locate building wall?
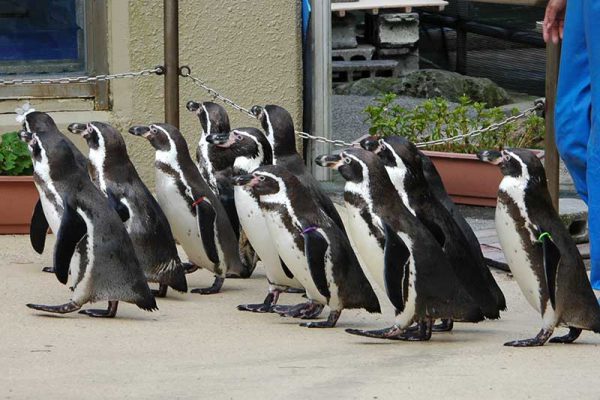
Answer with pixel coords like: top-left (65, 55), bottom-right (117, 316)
top-left (0, 0), bottom-right (304, 186)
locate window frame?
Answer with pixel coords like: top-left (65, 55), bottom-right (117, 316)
top-left (0, 0), bottom-right (109, 111)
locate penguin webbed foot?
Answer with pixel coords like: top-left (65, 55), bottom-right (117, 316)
top-left (42, 266), bottom-right (55, 273)
top-left (300, 310), bottom-right (341, 328)
top-left (548, 327), bottom-right (582, 344)
top-left (237, 292), bottom-right (279, 313)
top-left (432, 319), bottom-right (454, 332)
top-left (272, 302), bottom-right (324, 319)
top-left (191, 276), bottom-right (224, 295)
top-left (346, 319), bottom-right (432, 341)
top-left (78, 301), bottom-right (119, 318)
top-left (26, 301), bottom-right (81, 314)
top-left (151, 284), bottom-right (168, 298)
top-left (182, 263), bottom-right (200, 274)
top-left (504, 329), bottom-right (553, 347)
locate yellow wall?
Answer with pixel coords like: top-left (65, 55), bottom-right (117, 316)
top-left (0, 0), bottom-right (304, 186)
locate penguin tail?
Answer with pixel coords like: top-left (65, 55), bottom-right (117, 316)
top-left (167, 264), bottom-right (188, 293)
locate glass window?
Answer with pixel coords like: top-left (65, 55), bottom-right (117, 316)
top-left (0, 0), bottom-right (85, 75)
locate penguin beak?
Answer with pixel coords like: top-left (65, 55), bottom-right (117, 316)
top-left (67, 123), bottom-right (88, 136)
top-left (315, 154), bottom-right (342, 169)
top-left (250, 105), bottom-right (263, 119)
top-left (477, 150), bottom-right (503, 165)
top-left (206, 132), bottom-right (232, 147)
top-left (19, 130), bottom-right (32, 143)
top-left (128, 125), bottom-right (151, 138)
top-left (232, 174), bottom-right (257, 187)
top-left (186, 101), bottom-right (200, 113)
top-left (360, 136), bottom-right (381, 152)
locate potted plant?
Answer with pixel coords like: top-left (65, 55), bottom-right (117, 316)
top-left (364, 94), bottom-right (545, 206)
top-left (0, 131), bottom-right (37, 234)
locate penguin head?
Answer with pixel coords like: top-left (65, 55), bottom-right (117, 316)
top-left (251, 104), bottom-right (296, 156)
top-left (478, 148), bottom-right (545, 182)
top-left (128, 123), bottom-right (176, 152)
top-left (316, 148), bottom-right (377, 184)
top-left (233, 165), bottom-right (291, 199)
top-left (25, 133), bottom-right (78, 179)
top-left (207, 128), bottom-right (272, 167)
top-left (375, 136), bottom-right (425, 181)
top-left (20, 130), bottom-right (42, 162)
top-left (187, 100), bottom-right (230, 135)
top-left (20, 111), bottom-right (58, 136)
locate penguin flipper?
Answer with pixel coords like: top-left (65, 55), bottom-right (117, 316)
top-left (539, 231), bottom-right (561, 309)
top-left (106, 189), bottom-right (130, 223)
top-left (420, 219), bottom-right (446, 248)
top-left (54, 202), bottom-right (87, 285)
top-left (383, 223), bottom-right (410, 312)
top-left (279, 256), bottom-right (295, 279)
top-left (30, 199), bottom-right (49, 254)
top-left (195, 200), bottom-right (220, 264)
top-left (302, 228), bottom-right (331, 299)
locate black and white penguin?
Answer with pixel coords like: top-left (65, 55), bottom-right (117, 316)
top-left (207, 128), bottom-right (304, 312)
top-left (478, 148), bottom-right (600, 346)
top-left (128, 123), bottom-right (245, 294)
top-left (18, 110), bottom-right (87, 273)
top-left (317, 148), bottom-right (483, 340)
top-left (235, 164), bottom-right (381, 327)
top-left (21, 132), bottom-right (157, 317)
top-left (68, 122), bottom-right (187, 298)
top-left (361, 136), bottom-right (506, 329)
top-left (187, 100), bottom-right (257, 278)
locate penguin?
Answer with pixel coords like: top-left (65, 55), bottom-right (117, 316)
top-left (250, 104), bottom-right (347, 318)
top-left (187, 100), bottom-right (257, 278)
top-left (206, 128), bottom-right (304, 312)
top-left (235, 164), bottom-right (381, 327)
top-left (18, 110), bottom-right (88, 273)
top-left (68, 122), bottom-right (188, 298)
top-left (21, 132), bottom-right (157, 317)
top-left (360, 135), bottom-right (506, 330)
top-left (316, 148), bottom-right (483, 340)
top-left (128, 123), bottom-right (245, 294)
top-left (478, 148), bottom-right (600, 346)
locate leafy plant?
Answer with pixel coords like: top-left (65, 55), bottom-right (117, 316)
top-left (0, 132), bottom-right (33, 176)
top-left (364, 93), bottom-right (545, 153)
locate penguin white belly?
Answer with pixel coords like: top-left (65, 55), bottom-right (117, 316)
top-left (155, 169), bottom-right (213, 269)
top-left (344, 203), bottom-right (386, 292)
top-left (496, 202), bottom-right (542, 312)
top-left (235, 187), bottom-right (300, 289)
top-left (263, 210), bottom-right (327, 305)
top-left (34, 182), bottom-right (61, 233)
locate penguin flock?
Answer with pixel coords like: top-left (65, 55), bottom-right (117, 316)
top-left (14, 102), bottom-right (600, 347)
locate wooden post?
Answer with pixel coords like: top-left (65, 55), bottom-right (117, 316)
top-left (164, 0), bottom-right (179, 128)
top-left (307, 0), bottom-right (332, 181)
top-left (544, 40), bottom-right (561, 211)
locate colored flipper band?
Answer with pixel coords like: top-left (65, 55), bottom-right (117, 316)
top-left (537, 232), bottom-right (553, 243)
top-left (192, 196), bottom-right (206, 207)
top-left (302, 226), bottom-right (318, 235)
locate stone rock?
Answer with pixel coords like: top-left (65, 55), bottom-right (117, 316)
top-left (332, 14), bottom-right (358, 50)
top-left (333, 69), bottom-right (512, 106)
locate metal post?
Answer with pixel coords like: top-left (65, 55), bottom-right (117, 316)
top-left (308, 0), bottom-right (332, 181)
top-left (164, 0), bottom-right (179, 128)
top-left (545, 40), bottom-right (561, 211)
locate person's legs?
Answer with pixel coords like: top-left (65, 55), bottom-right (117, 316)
top-left (555, 0), bottom-right (591, 203)
top-left (583, 0), bottom-right (600, 290)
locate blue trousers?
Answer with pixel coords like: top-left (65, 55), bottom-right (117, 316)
top-left (555, 0), bottom-right (600, 289)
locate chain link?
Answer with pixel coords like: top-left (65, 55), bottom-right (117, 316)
top-left (0, 66), bottom-right (164, 86)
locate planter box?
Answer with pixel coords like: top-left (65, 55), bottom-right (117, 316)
top-left (423, 150), bottom-right (502, 207)
top-left (0, 176), bottom-right (39, 234)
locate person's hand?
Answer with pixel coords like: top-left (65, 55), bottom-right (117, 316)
top-left (543, 0), bottom-right (566, 44)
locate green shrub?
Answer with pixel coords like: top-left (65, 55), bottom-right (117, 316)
top-left (364, 93), bottom-right (545, 153)
top-left (0, 132), bottom-right (33, 176)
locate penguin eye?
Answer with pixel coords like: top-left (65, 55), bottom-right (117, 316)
top-left (235, 134), bottom-right (243, 141)
top-left (503, 153), bottom-right (512, 162)
top-left (258, 176), bottom-right (266, 181)
top-left (344, 157), bottom-right (352, 165)
top-left (150, 128), bottom-right (158, 134)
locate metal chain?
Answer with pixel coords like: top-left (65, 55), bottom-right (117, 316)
top-left (0, 66), bottom-right (164, 86)
top-left (181, 66), bottom-right (544, 149)
top-left (414, 102), bottom-right (545, 148)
